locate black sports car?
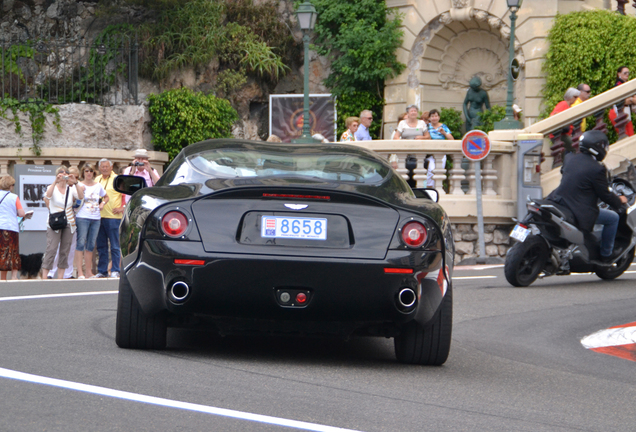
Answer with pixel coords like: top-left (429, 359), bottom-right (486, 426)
top-left (114, 139), bottom-right (454, 365)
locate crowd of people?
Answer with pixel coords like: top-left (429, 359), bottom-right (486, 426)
top-left (549, 66), bottom-right (635, 151)
top-left (0, 149), bottom-right (156, 280)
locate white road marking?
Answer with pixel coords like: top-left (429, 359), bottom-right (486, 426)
top-left (0, 291), bottom-right (118, 302)
top-left (0, 290), bottom-right (363, 431)
top-left (581, 326), bottom-right (636, 349)
top-left (453, 276), bottom-right (497, 280)
top-left (0, 367), bottom-right (362, 432)
top-left (455, 264), bottom-right (504, 271)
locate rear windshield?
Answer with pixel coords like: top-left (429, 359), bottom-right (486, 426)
top-left (184, 149), bottom-right (390, 184)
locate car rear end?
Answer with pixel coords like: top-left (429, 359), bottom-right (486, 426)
top-left (124, 186), bottom-right (447, 337)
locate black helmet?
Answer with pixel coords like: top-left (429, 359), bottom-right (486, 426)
top-left (579, 130), bottom-right (609, 161)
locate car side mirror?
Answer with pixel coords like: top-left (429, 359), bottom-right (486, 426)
top-left (412, 188), bottom-right (439, 202)
top-left (114, 175), bottom-right (147, 195)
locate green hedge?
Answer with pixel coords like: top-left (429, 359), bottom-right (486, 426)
top-left (148, 88), bottom-right (238, 161)
top-left (543, 10), bottom-right (636, 116)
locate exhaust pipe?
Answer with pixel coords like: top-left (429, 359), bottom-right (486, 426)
top-left (168, 281), bottom-right (190, 304)
top-left (397, 288), bottom-right (416, 310)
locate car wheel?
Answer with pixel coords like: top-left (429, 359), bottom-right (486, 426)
top-left (115, 272), bottom-right (167, 349)
top-left (504, 235), bottom-right (548, 287)
top-left (394, 284), bottom-right (452, 365)
top-left (595, 247), bottom-right (635, 280)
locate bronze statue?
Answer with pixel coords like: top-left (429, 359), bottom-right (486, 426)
top-left (463, 76), bottom-right (491, 131)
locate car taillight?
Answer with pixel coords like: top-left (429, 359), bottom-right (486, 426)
top-left (162, 211), bottom-right (188, 237)
top-left (401, 221), bottom-right (427, 248)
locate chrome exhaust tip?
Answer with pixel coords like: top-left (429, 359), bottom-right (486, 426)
top-left (397, 288), bottom-right (416, 309)
top-left (168, 281), bottom-right (190, 304)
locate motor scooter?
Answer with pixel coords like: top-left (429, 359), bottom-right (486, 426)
top-left (504, 155), bottom-right (636, 287)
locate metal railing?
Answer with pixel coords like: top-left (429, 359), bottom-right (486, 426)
top-left (1, 34), bottom-right (138, 106)
top-left (518, 78), bottom-right (636, 168)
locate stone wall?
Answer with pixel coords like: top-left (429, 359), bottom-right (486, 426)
top-left (452, 223), bottom-right (513, 264)
top-left (0, 103), bottom-right (152, 151)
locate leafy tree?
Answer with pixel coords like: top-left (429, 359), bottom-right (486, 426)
top-left (148, 88), bottom-right (238, 161)
top-left (335, 91), bottom-right (384, 139)
top-left (308, 0), bottom-right (405, 139)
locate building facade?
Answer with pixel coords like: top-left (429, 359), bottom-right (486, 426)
top-left (384, 0), bottom-right (627, 138)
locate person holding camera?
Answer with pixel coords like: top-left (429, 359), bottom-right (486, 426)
top-left (122, 149), bottom-right (160, 204)
top-left (48, 166), bottom-right (84, 279)
top-left (42, 166), bottom-right (84, 280)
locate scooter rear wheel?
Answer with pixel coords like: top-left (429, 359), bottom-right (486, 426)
top-left (595, 246), bottom-right (635, 280)
top-left (504, 235), bottom-right (549, 287)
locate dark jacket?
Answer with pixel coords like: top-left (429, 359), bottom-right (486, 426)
top-left (548, 152), bottom-right (623, 231)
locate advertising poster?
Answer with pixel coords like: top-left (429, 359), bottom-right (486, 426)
top-left (269, 94), bottom-right (336, 143)
top-left (15, 164), bottom-right (56, 232)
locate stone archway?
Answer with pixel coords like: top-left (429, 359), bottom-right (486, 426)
top-left (392, 12), bottom-right (525, 135)
top-left (382, 0), bottom-right (561, 138)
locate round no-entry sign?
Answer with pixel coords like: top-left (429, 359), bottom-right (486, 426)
top-left (461, 130), bottom-right (491, 161)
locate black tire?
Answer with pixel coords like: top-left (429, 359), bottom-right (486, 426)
top-left (504, 235), bottom-right (549, 287)
top-left (394, 284), bottom-right (452, 365)
top-left (595, 247), bottom-right (635, 280)
top-left (115, 272), bottom-right (167, 349)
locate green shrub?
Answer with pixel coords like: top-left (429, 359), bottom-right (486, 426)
top-left (136, 0), bottom-right (289, 85)
top-left (476, 105), bottom-right (506, 133)
top-left (148, 88), bottom-right (238, 161)
top-left (439, 107), bottom-right (463, 139)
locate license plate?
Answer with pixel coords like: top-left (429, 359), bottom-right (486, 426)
top-left (261, 216), bottom-right (327, 241)
top-left (510, 224), bottom-right (530, 242)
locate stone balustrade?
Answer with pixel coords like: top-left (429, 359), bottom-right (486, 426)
top-left (0, 147), bottom-right (168, 177)
top-left (351, 139), bottom-right (518, 264)
top-left (350, 139), bottom-right (517, 223)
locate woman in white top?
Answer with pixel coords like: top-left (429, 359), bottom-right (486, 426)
top-left (42, 166), bottom-right (84, 279)
top-left (392, 105), bottom-right (431, 140)
top-left (74, 163), bottom-right (108, 279)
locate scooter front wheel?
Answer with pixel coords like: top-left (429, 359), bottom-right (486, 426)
top-left (504, 235), bottom-right (549, 287)
top-left (595, 246), bottom-right (635, 280)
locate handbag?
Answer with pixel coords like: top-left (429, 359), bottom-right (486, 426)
top-left (48, 187), bottom-right (70, 230)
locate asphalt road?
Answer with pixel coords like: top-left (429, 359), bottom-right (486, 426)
top-left (1, 264), bottom-right (635, 432)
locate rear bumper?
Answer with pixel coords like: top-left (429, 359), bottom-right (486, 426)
top-left (125, 239), bottom-right (448, 334)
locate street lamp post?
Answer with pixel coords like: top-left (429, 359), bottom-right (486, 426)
top-left (293, 1), bottom-right (318, 144)
top-left (494, 0), bottom-right (523, 130)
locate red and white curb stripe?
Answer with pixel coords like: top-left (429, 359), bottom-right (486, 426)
top-left (581, 321), bottom-right (636, 362)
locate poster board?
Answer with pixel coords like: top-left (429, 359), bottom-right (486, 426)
top-left (14, 164), bottom-right (56, 232)
top-left (269, 94), bottom-right (337, 142)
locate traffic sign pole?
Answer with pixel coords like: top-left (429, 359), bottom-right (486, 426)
top-left (461, 130), bottom-right (491, 261)
top-left (474, 161), bottom-right (486, 259)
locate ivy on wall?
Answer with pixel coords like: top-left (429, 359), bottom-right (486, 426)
top-left (0, 98), bottom-right (61, 156)
top-left (148, 88), bottom-right (238, 161)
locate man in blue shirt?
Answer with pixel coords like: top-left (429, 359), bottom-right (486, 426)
top-left (354, 110), bottom-right (373, 140)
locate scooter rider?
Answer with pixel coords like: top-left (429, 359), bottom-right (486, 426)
top-left (547, 130), bottom-right (628, 262)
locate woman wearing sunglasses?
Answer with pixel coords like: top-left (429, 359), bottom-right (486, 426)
top-left (73, 164), bottom-right (108, 279)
